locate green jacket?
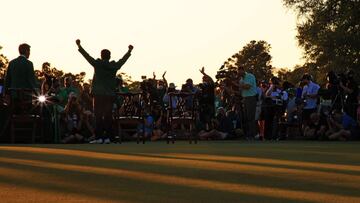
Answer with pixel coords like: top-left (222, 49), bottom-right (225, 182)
top-left (78, 46), bottom-right (131, 96)
top-left (4, 56), bottom-right (39, 101)
top-left (4, 56), bottom-right (39, 91)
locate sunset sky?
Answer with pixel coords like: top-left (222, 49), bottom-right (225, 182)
top-left (1, 0), bottom-right (302, 85)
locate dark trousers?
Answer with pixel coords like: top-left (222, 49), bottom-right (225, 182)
top-left (264, 106), bottom-right (275, 140)
top-left (264, 105), bottom-right (283, 140)
top-left (302, 108), bottom-right (316, 126)
top-left (243, 96), bottom-right (257, 138)
top-left (344, 102), bottom-right (357, 120)
top-left (93, 95), bottom-right (115, 139)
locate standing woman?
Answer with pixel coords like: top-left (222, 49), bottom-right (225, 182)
top-left (264, 77), bottom-right (288, 140)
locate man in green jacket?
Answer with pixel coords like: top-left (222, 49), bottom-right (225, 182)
top-left (4, 43), bottom-right (39, 112)
top-left (76, 39), bottom-right (133, 144)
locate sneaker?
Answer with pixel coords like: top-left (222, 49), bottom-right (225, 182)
top-left (103, 138), bottom-right (111, 144)
top-left (89, 138), bottom-right (103, 144)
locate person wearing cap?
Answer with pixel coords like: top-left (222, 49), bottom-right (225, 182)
top-left (301, 73), bottom-right (320, 125)
top-left (76, 39), bottom-right (133, 144)
top-left (163, 82), bottom-right (178, 109)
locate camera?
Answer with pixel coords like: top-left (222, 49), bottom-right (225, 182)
top-left (274, 98), bottom-right (283, 106)
top-left (327, 71), bottom-right (348, 86)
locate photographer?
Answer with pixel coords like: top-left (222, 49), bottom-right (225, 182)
top-left (301, 74), bottom-right (320, 125)
top-left (163, 82), bottom-right (178, 109)
top-left (325, 71), bottom-right (346, 111)
top-left (198, 107), bottom-right (234, 140)
top-left (141, 78), bottom-right (159, 107)
top-left (182, 78), bottom-right (199, 110)
top-left (61, 93), bottom-right (85, 143)
top-left (340, 70), bottom-right (358, 119)
top-left (264, 77), bottom-right (288, 140)
top-left (327, 110), bottom-right (359, 141)
top-left (303, 113), bottom-right (327, 140)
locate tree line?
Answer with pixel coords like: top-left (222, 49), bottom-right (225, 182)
top-left (1, 0), bottom-right (359, 88)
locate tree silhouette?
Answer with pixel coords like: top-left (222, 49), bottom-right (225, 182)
top-left (283, 0), bottom-right (360, 80)
top-left (0, 46), bottom-right (9, 79)
top-left (216, 40), bottom-right (273, 83)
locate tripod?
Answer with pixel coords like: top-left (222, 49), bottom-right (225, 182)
top-left (330, 92), bottom-right (345, 112)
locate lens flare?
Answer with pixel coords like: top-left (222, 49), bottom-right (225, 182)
top-left (38, 95), bottom-right (46, 103)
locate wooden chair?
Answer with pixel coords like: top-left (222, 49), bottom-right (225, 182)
top-left (166, 92), bottom-right (198, 144)
top-left (114, 92), bottom-right (145, 144)
top-left (6, 88), bottom-right (43, 143)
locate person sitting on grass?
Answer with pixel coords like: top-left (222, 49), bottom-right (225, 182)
top-left (303, 113), bottom-right (327, 140)
top-left (151, 105), bottom-right (167, 141)
top-left (61, 93), bottom-right (85, 143)
top-left (198, 107), bottom-right (233, 140)
top-left (326, 110), bottom-right (360, 141)
top-left (133, 109), bottom-right (154, 140)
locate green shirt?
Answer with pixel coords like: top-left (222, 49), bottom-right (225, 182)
top-left (58, 86), bottom-right (80, 107)
top-left (240, 72), bottom-right (257, 97)
top-left (78, 46), bottom-right (131, 96)
top-left (4, 56), bottom-right (39, 100)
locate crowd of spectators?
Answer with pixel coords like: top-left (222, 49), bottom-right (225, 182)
top-left (1, 43), bottom-right (360, 143)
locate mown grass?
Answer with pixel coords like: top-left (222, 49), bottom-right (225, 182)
top-left (0, 141), bottom-right (359, 203)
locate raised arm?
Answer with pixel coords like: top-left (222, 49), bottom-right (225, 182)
top-left (76, 39), bottom-right (96, 67)
top-left (115, 45), bottom-right (133, 68)
top-left (162, 71), bottom-right (168, 87)
top-left (199, 67), bottom-right (214, 84)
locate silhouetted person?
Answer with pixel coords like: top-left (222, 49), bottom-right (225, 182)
top-left (76, 39), bottom-right (133, 144)
top-left (4, 43), bottom-right (38, 93)
top-left (236, 66), bottom-right (257, 140)
top-left (4, 43), bottom-right (39, 113)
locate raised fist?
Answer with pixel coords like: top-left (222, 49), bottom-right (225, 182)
top-left (128, 45), bottom-right (134, 51)
top-left (76, 39), bottom-right (81, 46)
top-left (200, 67), bottom-right (205, 74)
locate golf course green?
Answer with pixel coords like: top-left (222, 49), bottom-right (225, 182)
top-left (0, 141), bottom-right (359, 203)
